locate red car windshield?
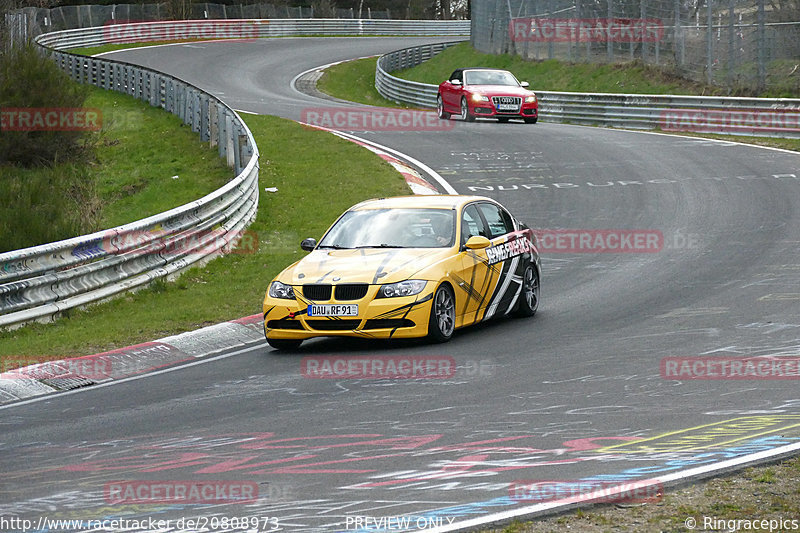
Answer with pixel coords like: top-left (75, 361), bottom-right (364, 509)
top-left (464, 70), bottom-right (519, 86)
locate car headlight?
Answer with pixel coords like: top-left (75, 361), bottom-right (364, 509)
top-left (377, 280), bottom-right (427, 298)
top-left (525, 95), bottom-right (537, 103)
top-left (268, 281), bottom-right (295, 299)
top-left (471, 93), bottom-right (489, 102)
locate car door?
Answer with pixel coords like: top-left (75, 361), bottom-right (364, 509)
top-left (442, 69), bottom-right (463, 112)
top-left (453, 203), bottom-right (495, 326)
top-left (455, 201), bottom-right (534, 326)
top-left (476, 202), bottom-right (529, 319)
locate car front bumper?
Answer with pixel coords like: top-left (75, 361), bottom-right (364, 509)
top-left (470, 102), bottom-right (538, 119)
top-left (263, 284), bottom-right (436, 341)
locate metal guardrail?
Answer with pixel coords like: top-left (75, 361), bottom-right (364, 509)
top-left (376, 42), bottom-right (800, 139)
top-left (0, 20), bottom-right (471, 329)
top-left (0, 42), bottom-right (259, 328)
top-left (375, 41), bottom-right (465, 108)
top-left (37, 19), bottom-right (471, 50)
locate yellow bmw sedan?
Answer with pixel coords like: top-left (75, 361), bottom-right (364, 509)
top-left (262, 195), bottom-right (541, 350)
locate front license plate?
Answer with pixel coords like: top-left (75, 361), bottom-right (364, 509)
top-left (308, 304), bottom-right (359, 317)
top-left (497, 104), bottom-right (519, 112)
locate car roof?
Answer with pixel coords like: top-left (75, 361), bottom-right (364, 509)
top-left (463, 67), bottom-right (509, 72)
top-left (349, 195), bottom-right (499, 211)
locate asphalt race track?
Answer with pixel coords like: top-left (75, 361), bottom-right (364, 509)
top-left (2, 37), bottom-right (800, 532)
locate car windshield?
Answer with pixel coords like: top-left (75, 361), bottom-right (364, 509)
top-left (318, 208), bottom-right (456, 249)
top-left (464, 70), bottom-right (519, 86)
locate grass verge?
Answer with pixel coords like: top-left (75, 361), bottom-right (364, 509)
top-left (483, 455), bottom-right (800, 532)
top-left (394, 42), bottom-right (799, 98)
top-left (0, 86), bottom-right (230, 252)
top-left (316, 56), bottom-right (409, 108)
top-left (92, 87), bottom-right (231, 228)
top-left (0, 116), bottom-right (409, 359)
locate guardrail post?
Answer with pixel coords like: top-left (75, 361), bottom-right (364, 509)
top-left (176, 83), bottom-right (185, 122)
top-left (201, 96), bottom-right (210, 142)
top-left (166, 80), bottom-right (174, 113)
top-left (149, 73), bottom-right (159, 107)
top-left (134, 69), bottom-right (143, 100)
top-left (89, 58), bottom-right (97, 85)
top-left (191, 91), bottom-right (200, 134)
top-left (125, 65), bottom-right (132, 95)
top-left (226, 114), bottom-right (235, 168)
top-left (234, 129), bottom-right (243, 175)
top-left (103, 62), bottom-right (111, 91)
top-left (114, 63), bottom-right (122, 92)
top-left (210, 102), bottom-right (219, 148)
top-left (217, 105), bottom-right (227, 158)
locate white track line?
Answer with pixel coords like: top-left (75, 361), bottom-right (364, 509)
top-left (0, 343), bottom-right (265, 411)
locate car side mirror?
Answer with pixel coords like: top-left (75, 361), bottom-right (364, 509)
top-left (450, 79), bottom-right (462, 86)
top-left (464, 236), bottom-right (491, 250)
top-left (520, 81), bottom-right (530, 88)
top-left (300, 238), bottom-right (317, 251)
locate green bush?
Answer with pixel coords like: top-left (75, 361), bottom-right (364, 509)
top-left (0, 43), bottom-right (92, 167)
top-left (0, 162), bottom-right (99, 252)
top-left (0, 43), bottom-right (100, 252)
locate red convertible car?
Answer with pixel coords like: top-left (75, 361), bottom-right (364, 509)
top-left (437, 68), bottom-right (538, 124)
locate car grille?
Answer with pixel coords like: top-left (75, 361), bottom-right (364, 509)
top-left (267, 319), bottom-right (304, 330)
top-left (302, 284), bottom-right (368, 301)
top-left (492, 96), bottom-right (522, 112)
top-left (363, 319), bottom-right (415, 330)
top-left (306, 320), bottom-right (361, 331)
top-left (334, 284), bottom-right (369, 300)
top-left (303, 284), bottom-right (332, 300)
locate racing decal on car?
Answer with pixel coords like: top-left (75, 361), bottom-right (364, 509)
top-left (362, 293), bottom-right (435, 338)
top-left (459, 251), bottom-right (500, 318)
top-left (372, 293), bottom-right (434, 320)
top-left (478, 230), bottom-right (537, 321)
top-left (484, 255), bottom-right (523, 320)
top-left (485, 231), bottom-right (535, 265)
top-left (451, 273), bottom-right (484, 305)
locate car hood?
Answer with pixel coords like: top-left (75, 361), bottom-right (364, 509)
top-left (468, 85), bottom-right (534, 97)
top-left (279, 248), bottom-right (455, 285)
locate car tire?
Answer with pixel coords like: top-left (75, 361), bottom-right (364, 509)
top-left (437, 95), bottom-right (450, 119)
top-left (524, 117), bottom-right (538, 124)
top-left (514, 263), bottom-right (540, 317)
top-left (461, 97), bottom-right (475, 122)
top-left (267, 338), bottom-right (303, 351)
top-left (428, 284), bottom-right (455, 343)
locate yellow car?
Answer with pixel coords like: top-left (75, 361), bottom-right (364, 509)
top-left (262, 195), bottom-right (541, 350)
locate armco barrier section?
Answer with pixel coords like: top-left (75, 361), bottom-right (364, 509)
top-left (0, 20), bottom-right (470, 329)
top-left (376, 42), bottom-right (800, 139)
top-left (38, 19), bottom-right (471, 50)
top-left (0, 43), bottom-right (259, 328)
